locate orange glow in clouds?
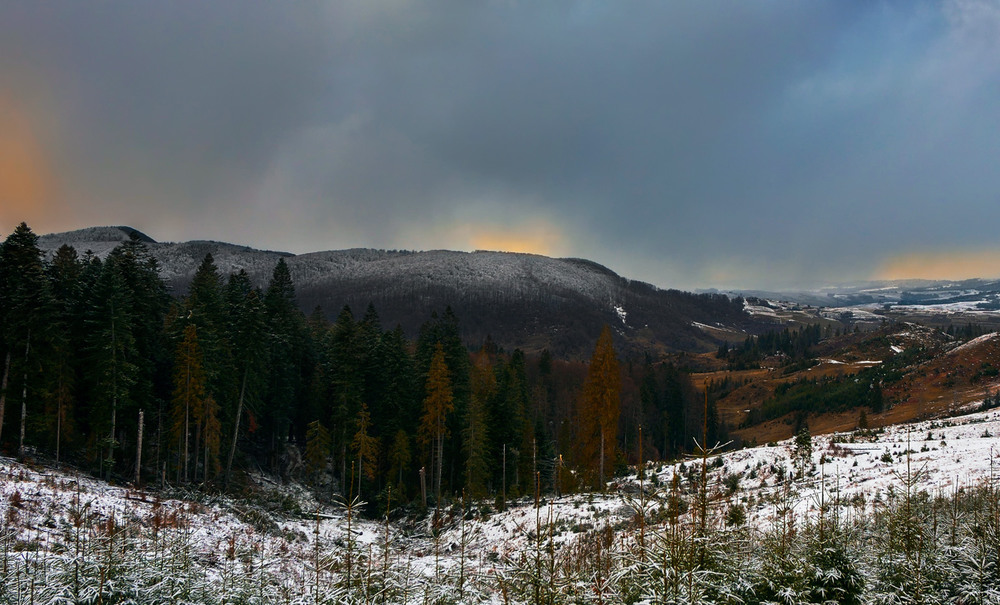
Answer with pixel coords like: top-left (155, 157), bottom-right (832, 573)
top-left (465, 222), bottom-right (564, 256)
top-left (875, 249), bottom-right (1000, 281)
top-left (0, 97), bottom-right (56, 229)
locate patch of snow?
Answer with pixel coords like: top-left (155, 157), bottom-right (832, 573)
top-left (948, 331), bottom-right (999, 354)
top-left (691, 321), bottom-right (718, 332)
top-left (614, 304), bottom-right (627, 325)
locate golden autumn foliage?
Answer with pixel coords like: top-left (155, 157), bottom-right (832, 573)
top-left (420, 343), bottom-right (454, 500)
top-left (578, 325), bottom-right (620, 489)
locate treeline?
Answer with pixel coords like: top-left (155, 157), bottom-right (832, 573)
top-left (0, 223), bottom-right (721, 506)
top-left (739, 372), bottom-right (884, 428)
top-left (716, 324), bottom-right (825, 370)
top-left (736, 347), bottom-right (937, 428)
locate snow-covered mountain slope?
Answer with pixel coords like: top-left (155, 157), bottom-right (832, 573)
top-left (37, 226), bottom-right (761, 357)
top-left (3, 405), bottom-right (999, 604)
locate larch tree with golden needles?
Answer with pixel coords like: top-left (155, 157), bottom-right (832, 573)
top-left (202, 395), bottom-right (221, 482)
top-left (305, 419), bottom-right (332, 482)
top-left (171, 324), bottom-right (206, 483)
top-left (420, 343), bottom-right (454, 502)
top-left (579, 325), bottom-right (621, 490)
top-left (351, 402), bottom-right (379, 497)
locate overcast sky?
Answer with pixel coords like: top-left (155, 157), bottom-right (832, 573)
top-left (2, 1), bottom-right (1000, 290)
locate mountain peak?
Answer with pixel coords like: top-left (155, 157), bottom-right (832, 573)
top-left (39, 225), bottom-right (155, 244)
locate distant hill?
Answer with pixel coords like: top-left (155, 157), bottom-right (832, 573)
top-left (38, 226), bottom-right (772, 358)
top-left (720, 277), bottom-right (1000, 310)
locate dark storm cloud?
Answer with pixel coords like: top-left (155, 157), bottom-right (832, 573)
top-left (3, 1), bottom-right (1000, 288)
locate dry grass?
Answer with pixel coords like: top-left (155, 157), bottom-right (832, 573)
top-left (708, 327), bottom-right (1000, 444)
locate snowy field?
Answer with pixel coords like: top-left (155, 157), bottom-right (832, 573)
top-left (3, 405), bottom-right (1000, 603)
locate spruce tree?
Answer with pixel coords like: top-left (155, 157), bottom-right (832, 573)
top-left (262, 258), bottom-right (306, 471)
top-left (464, 348), bottom-right (495, 499)
top-left (222, 272), bottom-right (266, 488)
top-left (84, 257), bottom-right (138, 477)
top-left (104, 234), bottom-right (170, 465)
top-left (47, 244), bottom-right (84, 461)
top-left (0, 222), bottom-right (57, 455)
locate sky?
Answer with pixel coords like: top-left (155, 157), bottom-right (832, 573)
top-left (2, 1), bottom-right (1000, 291)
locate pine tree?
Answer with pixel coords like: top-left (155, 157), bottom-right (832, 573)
top-left (579, 325), bottom-right (621, 489)
top-left (420, 344), bottom-right (454, 503)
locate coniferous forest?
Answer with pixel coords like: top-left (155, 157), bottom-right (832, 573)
top-left (5, 221), bottom-right (1000, 605)
top-left (0, 222), bottom-right (716, 508)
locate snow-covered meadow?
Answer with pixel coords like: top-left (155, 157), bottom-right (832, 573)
top-left (3, 405), bottom-right (1000, 603)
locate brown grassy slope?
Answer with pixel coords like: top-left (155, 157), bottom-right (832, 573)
top-left (705, 324), bottom-right (1000, 444)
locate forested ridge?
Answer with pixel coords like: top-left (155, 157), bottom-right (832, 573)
top-left (7, 222), bottom-right (1000, 605)
top-left (37, 226), bottom-right (754, 359)
top-left (1, 222), bottom-right (724, 507)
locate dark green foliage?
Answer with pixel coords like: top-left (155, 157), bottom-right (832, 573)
top-left (721, 323), bottom-right (825, 370)
top-left (742, 370), bottom-right (884, 427)
top-left (634, 361), bottom-right (703, 459)
top-left (260, 258), bottom-right (311, 472)
top-left (0, 221), bottom-right (746, 504)
top-left (0, 222), bottom-right (58, 455)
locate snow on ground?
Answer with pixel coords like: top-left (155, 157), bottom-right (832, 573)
top-left (893, 301), bottom-right (993, 313)
top-left (3, 406), bottom-right (1000, 597)
top-left (819, 307), bottom-right (886, 321)
top-left (614, 304), bottom-right (627, 325)
top-left (947, 331), bottom-right (999, 354)
top-left (626, 406), bottom-right (1000, 531)
top-left (691, 321), bottom-right (723, 332)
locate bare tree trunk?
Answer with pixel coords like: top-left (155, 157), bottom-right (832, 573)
top-left (183, 357), bottom-right (190, 483)
top-left (135, 410), bottom-right (144, 486)
top-left (0, 351), bottom-right (10, 445)
top-left (19, 330), bottom-right (30, 458)
top-left (203, 424), bottom-right (208, 485)
top-left (419, 466), bottom-right (427, 508)
top-left (193, 418), bottom-right (201, 484)
top-left (436, 432), bottom-right (444, 502)
top-left (225, 367), bottom-right (248, 490)
top-left (599, 427), bottom-right (605, 489)
top-left (57, 374), bottom-right (63, 465)
top-left (107, 312), bottom-right (117, 480)
top-left (184, 390), bottom-right (190, 483)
